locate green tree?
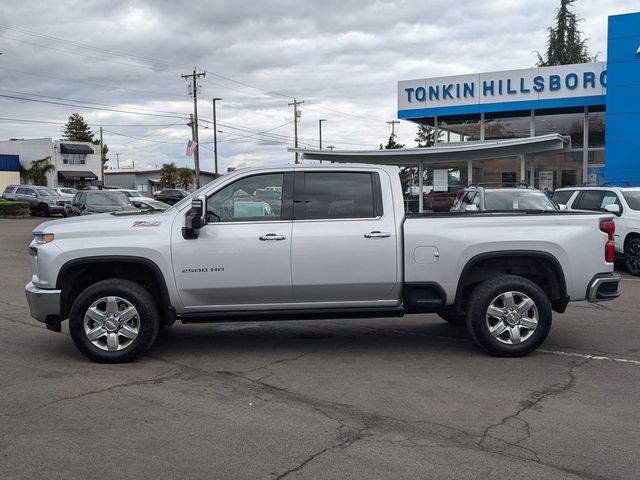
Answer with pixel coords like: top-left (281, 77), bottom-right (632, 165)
top-left (379, 134), bottom-right (405, 150)
top-left (160, 162), bottom-right (181, 188)
top-left (414, 124), bottom-right (444, 147)
top-left (178, 167), bottom-right (195, 189)
top-left (22, 157), bottom-right (55, 186)
top-left (537, 0), bottom-right (591, 66)
top-left (61, 113), bottom-right (109, 165)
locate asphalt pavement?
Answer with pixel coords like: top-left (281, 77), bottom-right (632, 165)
top-left (1, 216), bottom-right (639, 480)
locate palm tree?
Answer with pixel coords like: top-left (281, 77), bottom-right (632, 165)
top-left (178, 167), bottom-right (195, 189)
top-left (160, 162), bottom-right (180, 188)
top-left (23, 157), bottom-right (55, 186)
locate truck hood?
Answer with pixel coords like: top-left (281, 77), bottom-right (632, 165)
top-left (33, 210), bottom-right (176, 238)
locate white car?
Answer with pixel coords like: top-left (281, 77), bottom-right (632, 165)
top-left (553, 186), bottom-right (640, 275)
top-left (114, 189), bottom-right (156, 202)
top-left (53, 187), bottom-right (78, 198)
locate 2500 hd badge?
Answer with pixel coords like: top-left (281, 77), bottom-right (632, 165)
top-left (182, 267), bottom-right (225, 273)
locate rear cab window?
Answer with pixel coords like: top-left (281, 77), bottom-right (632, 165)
top-left (551, 190), bottom-right (575, 206)
top-left (297, 172), bottom-right (381, 220)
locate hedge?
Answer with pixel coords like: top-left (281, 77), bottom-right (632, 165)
top-left (0, 200), bottom-right (30, 217)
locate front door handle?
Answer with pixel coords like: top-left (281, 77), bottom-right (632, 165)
top-left (364, 231), bottom-right (391, 239)
top-left (259, 233), bottom-right (287, 241)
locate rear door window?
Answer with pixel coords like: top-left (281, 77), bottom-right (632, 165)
top-left (301, 172), bottom-right (378, 220)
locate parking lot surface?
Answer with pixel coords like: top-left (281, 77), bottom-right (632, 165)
top-left (1, 217), bottom-right (639, 479)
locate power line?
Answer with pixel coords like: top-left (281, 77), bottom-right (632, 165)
top-left (0, 115), bottom-right (181, 127)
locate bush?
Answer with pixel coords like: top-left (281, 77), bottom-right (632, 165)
top-left (0, 200), bottom-right (30, 217)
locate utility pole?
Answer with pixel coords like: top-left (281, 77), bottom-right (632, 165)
top-left (386, 120), bottom-right (400, 138)
top-left (212, 98), bottom-right (222, 176)
top-left (115, 153), bottom-right (121, 170)
top-left (288, 98), bottom-right (304, 163)
top-left (182, 69), bottom-right (206, 187)
top-left (100, 127), bottom-right (105, 188)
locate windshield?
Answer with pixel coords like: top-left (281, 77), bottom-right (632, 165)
top-left (38, 189), bottom-right (57, 196)
top-left (86, 192), bottom-right (132, 206)
top-left (622, 191), bottom-right (640, 210)
top-left (127, 191), bottom-right (143, 197)
top-left (484, 190), bottom-right (557, 211)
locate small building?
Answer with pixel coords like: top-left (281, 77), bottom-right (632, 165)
top-left (0, 138), bottom-right (102, 189)
top-left (104, 168), bottom-right (218, 193)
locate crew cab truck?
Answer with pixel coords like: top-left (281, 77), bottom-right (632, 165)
top-left (25, 165), bottom-right (621, 363)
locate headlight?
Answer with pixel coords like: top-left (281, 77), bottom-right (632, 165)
top-left (33, 233), bottom-right (55, 244)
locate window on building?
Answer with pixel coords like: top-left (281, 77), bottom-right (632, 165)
top-left (588, 110), bottom-right (605, 148)
top-left (484, 111), bottom-right (531, 140)
top-left (62, 153), bottom-right (87, 165)
top-left (534, 108), bottom-right (584, 148)
top-left (438, 116), bottom-right (481, 142)
top-left (137, 184), bottom-right (148, 192)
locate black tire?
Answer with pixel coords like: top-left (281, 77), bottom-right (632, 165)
top-left (466, 275), bottom-right (552, 357)
top-left (624, 238), bottom-right (640, 276)
top-left (437, 310), bottom-right (466, 325)
top-left (38, 203), bottom-right (49, 217)
top-left (69, 279), bottom-right (160, 363)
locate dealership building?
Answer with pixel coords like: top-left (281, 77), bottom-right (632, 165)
top-left (301, 11), bottom-right (640, 210)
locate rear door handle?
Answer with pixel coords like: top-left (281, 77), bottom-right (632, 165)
top-left (259, 234), bottom-right (287, 241)
top-left (364, 231), bottom-right (391, 239)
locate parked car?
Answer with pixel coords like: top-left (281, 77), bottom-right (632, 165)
top-left (155, 189), bottom-right (189, 205)
top-left (130, 198), bottom-right (171, 212)
top-left (53, 187), bottom-right (79, 197)
top-left (12, 185), bottom-right (68, 217)
top-left (2, 184), bottom-right (19, 200)
top-left (66, 190), bottom-right (138, 216)
top-left (451, 186), bottom-right (558, 212)
top-left (115, 189), bottom-right (156, 202)
top-left (553, 186), bottom-right (640, 275)
top-left (26, 164), bottom-right (620, 363)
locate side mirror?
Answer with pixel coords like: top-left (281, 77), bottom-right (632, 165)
top-left (465, 204), bottom-right (479, 212)
top-left (604, 204), bottom-right (621, 215)
top-left (558, 204), bottom-right (568, 211)
top-left (183, 195), bottom-right (207, 239)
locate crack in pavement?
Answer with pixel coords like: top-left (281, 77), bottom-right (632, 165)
top-left (477, 358), bottom-right (592, 467)
top-left (5, 368), bottom-right (181, 416)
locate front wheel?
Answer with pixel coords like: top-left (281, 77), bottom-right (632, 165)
top-left (69, 279), bottom-right (160, 363)
top-left (624, 238), bottom-right (640, 276)
top-left (466, 275), bottom-right (552, 357)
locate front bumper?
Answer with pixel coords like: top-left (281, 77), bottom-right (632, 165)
top-left (25, 281), bottom-right (61, 325)
top-left (587, 273), bottom-right (621, 303)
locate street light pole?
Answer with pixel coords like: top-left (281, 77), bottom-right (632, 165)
top-left (212, 98), bottom-right (222, 176)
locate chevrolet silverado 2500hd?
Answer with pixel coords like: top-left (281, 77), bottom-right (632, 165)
top-left (25, 164), bottom-right (621, 362)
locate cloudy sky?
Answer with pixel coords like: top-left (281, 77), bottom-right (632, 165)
top-left (0, 0), bottom-right (637, 173)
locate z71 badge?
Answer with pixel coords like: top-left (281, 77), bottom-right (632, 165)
top-left (132, 220), bottom-right (162, 227)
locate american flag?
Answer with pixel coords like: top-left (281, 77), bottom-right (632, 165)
top-left (186, 139), bottom-right (197, 156)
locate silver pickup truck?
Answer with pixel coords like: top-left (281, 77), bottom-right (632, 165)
top-left (25, 164), bottom-right (620, 362)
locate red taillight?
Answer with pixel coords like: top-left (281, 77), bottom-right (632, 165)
top-left (600, 219), bottom-right (615, 263)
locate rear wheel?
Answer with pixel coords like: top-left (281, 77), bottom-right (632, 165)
top-left (466, 275), bottom-right (551, 357)
top-left (624, 238), bottom-right (640, 276)
top-left (69, 279), bottom-right (160, 363)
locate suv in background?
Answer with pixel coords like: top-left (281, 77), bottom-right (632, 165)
top-left (115, 189), bottom-right (155, 202)
top-left (13, 186), bottom-right (68, 217)
top-left (155, 189), bottom-right (188, 205)
top-left (451, 185), bottom-right (557, 212)
top-left (553, 186), bottom-right (640, 275)
top-left (67, 190), bottom-right (138, 215)
top-left (2, 184), bottom-right (19, 200)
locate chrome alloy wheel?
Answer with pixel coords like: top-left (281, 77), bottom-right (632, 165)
top-left (83, 296), bottom-right (140, 352)
top-left (485, 291), bottom-right (539, 345)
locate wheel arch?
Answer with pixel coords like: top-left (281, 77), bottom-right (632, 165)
top-left (454, 251), bottom-right (568, 314)
top-left (57, 256), bottom-right (173, 323)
